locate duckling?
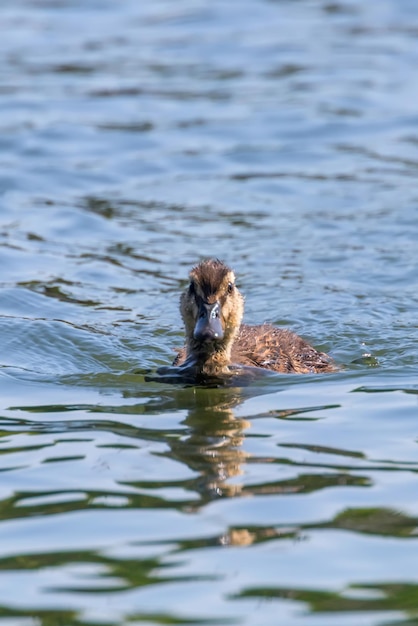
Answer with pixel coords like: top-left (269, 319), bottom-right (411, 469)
top-left (173, 259), bottom-right (335, 376)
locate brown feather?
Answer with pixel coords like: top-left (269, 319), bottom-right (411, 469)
top-left (189, 258), bottom-right (230, 301)
top-left (173, 260), bottom-right (336, 375)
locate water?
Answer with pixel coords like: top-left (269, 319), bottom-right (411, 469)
top-left (1, 0), bottom-right (418, 624)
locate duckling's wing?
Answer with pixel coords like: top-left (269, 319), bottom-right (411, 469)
top-left (233, 324), bottom-right (335, 374)
top-left (172, 347), bottom-right (187, 366)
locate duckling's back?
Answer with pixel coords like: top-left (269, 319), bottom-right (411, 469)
top-left (231, 324), bottom-right (335, 373)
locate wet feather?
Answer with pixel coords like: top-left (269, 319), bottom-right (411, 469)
top-left (173, 259), bottom-right (335, 375)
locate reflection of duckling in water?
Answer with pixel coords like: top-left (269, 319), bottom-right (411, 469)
top-left (173, 259), bottom-right (335, 377)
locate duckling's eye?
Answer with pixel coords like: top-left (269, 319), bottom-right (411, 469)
top-left (227, 282), bottom-right (234, 294)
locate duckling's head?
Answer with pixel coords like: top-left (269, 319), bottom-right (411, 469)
top-left (180, 259), bottom-right (244, 370)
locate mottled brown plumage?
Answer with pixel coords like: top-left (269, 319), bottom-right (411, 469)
top-left (173, 259), bottom-right (335, 376)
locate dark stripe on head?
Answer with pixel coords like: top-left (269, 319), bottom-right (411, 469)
top-left (190, 259), bottom-right (231, 299)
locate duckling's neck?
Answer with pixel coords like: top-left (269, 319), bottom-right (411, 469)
top-left (185, 339), bottom-right (233, 375)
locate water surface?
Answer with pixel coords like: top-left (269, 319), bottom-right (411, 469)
top-left (1, 1), bottom-right (418, 625)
